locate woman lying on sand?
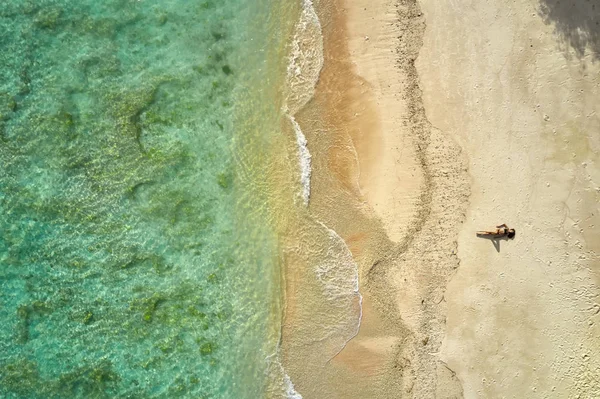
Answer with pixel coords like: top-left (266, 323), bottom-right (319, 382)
top-left (477, 223), bottom-right (516, 239)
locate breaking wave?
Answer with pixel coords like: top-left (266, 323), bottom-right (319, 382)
top-left (284, 0), bottom-right (324, 206)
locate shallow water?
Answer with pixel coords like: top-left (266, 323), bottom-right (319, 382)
top-left (0, 0), bottom-right (294, 397)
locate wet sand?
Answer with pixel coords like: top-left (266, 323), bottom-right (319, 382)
top-left (342, 0), bottom-right (470, 396)
top-left (282, 0), bottom-right (467, 396)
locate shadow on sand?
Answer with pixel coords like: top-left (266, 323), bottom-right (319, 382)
top-left (476, 234), bottom-right (515, 253)
top-left (538, 0), bottom-right (600, 61)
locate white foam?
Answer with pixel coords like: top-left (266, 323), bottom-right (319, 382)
top-left (284, 0), bottom-right (324, 206)
top-left (265, 345), bottom-right (303, 399)
top-left (283, 372), bottom-right (303, 399)
top-left (288, 115), bottom-right (312, 205)
top-left (316, 222), bottom-right (363, 360)
top-left (286, 0), bottom-right (323, 114)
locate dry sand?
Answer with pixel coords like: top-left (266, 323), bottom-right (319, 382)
top-left (282, 0), bottom-right (600, 397)
top-left (417, 0), bottom-right (600, 397)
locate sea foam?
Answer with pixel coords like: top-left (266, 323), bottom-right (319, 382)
top-left (275, 0), bottom-right (363, 392)
top-left (284, 0), bottom-right (324, 206)
top-left (265, 343), bottom-right (304, 399)
top-left (316, 222), bottom-right (363, 360)
top-left (283, 372), bottom-right (303, 399)
top-left (268, 3), bottom-right (326, 394)
top-left (288, 115), bottom-right (312, 205)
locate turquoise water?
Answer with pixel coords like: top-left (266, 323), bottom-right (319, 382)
top-left (0, 0), bottom-right (293, 397)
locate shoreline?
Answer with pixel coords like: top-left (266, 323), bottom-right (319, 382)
top-left (281, 0), bottom-right (468, 396)
top-left (279, 0), bottom-right (400, 396)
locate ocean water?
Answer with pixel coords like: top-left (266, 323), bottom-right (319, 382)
top-left (0, 0), bottom-right (297, 398)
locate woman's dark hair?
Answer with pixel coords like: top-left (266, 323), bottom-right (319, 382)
top-left (507, 230), bottom-right (516, 239)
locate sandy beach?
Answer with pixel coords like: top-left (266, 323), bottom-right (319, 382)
top-left (281, 0), bottom-right (600, 397)
top-left (417, 0), bottom-right (600, 396)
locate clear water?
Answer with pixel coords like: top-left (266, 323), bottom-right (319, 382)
top-left (0, 0), bottom-right (294, 397)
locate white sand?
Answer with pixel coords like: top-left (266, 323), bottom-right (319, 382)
top-left (416, 0), bottom-right (600, 397)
